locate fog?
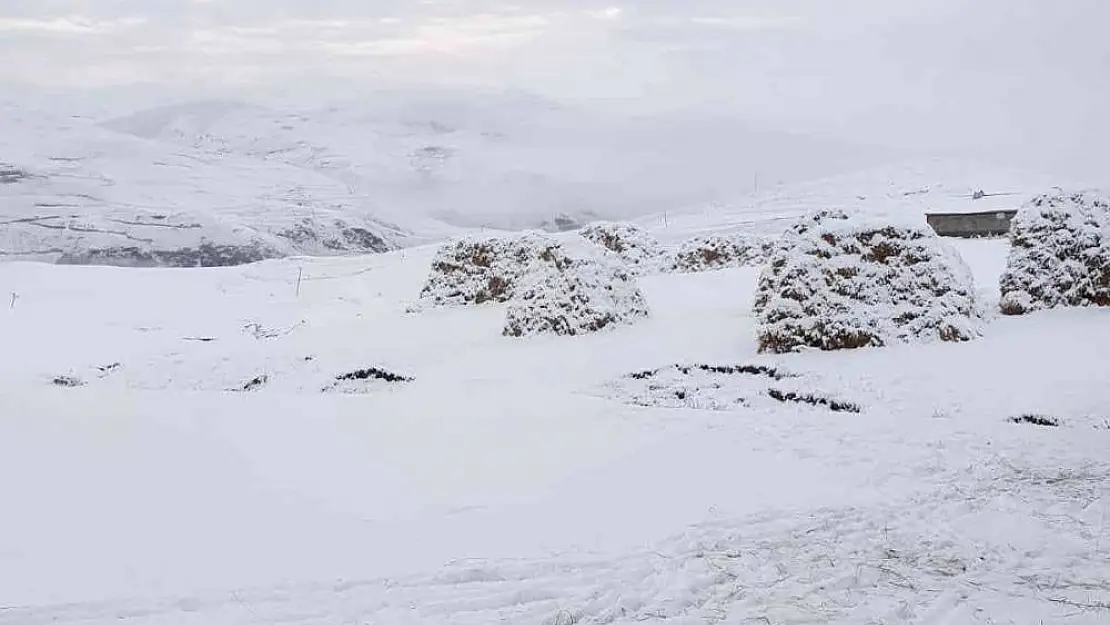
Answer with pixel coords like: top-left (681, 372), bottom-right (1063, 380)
top-left (3, 0), bottom-right (1108, 179)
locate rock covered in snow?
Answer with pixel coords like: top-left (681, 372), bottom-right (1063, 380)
top-left (755, 210), bottom-right (984, 353)
top-left (999, 190), bottom-right (1110, 315)
top-left (419, 233), bottom-right (557, 306)
top-left (669, 234), bottom-right (772, 273)
top-left (504, 243), bottom-right (649, 337)
top-left (578, 222), bottom-right (664, 274)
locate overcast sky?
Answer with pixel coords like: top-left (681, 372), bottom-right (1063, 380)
top-left (2, 0), bottom-right (1107, 176)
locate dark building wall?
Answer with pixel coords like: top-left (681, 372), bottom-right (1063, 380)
top-left (926, 210), bottom-right (1017, 238)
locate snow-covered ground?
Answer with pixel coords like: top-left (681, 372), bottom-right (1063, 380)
top-left (2, 225), bottom-right (1108, 623)
top-left (635, 159), bottom-right (1075, 243)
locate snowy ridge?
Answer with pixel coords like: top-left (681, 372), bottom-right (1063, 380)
top-left (635, 159), bottom-right (1071, 243)
top-left (101, 93), bottom-right (898, 233)
top-left (0, 100), bottom-right (456, 265)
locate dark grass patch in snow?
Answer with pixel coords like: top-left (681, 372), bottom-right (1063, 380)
top-left (601, 363), bottom-right (859, 412)
top-left (96, 362), bottom-right (121, 377)
top-left (628, 363), bottom-right (795, 381)
top-left (323, 367), bottom-right (414, 394)
top-left (1009, 414), bottom-right (1061, 427)
top-left (239, 374), bottom-right (269, 392)
top-left (52, 375), bottom-right (84, 388)
top-left (767, 388), bottom-right (861, 413)
top-left (336, 368), bottom-right (414, 383)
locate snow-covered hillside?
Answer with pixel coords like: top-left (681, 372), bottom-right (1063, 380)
top-left (0, 100), bottom-right (456, 265)
top-left (101, 90), bottom-right (899, 232)
top-left (636, 159), bottom-right (1073, 242)
top-left (1, 207), bottom-right (1107, 623)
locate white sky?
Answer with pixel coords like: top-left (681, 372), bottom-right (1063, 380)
top-left (2, 0), bottom-right (1108, 177)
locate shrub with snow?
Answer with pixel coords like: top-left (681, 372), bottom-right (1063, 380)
top-left (578, 222), bottom-right (664, 274)
top-left (754, 210), bottom-right (984, 353)
top-left (999, 190), bottom-right (1110, 315)
top-left (504, 243), bottom-right (649, 337)
top-left (669, 234), bottom-right (771, 273)
top-left (419, 233), bottom-right (558, 306)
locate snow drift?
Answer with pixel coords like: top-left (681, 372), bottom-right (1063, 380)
top-left (999, 190), bottom-right (1110, 315)
top-left (503, 242), bottom-right (649, 337)
top-left (755, 210), bottom-right (984, 353)
top-left (578, 222), bottom-right (664, 274)
top-left (669, 234), bottom-right (771, 273)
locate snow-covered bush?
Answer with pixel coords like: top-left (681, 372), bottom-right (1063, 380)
top-left (755, 210), bottom-right (984, 353)
top-left (669, 234), bottom-right (771, 273)
top-left (999, 190), bottom-right (1110, 315)
top-left (419, 233), bottom-right (557, 306)
top-left (578, 222), bottom-right (664, 274)
top-left (504, 243), bottom-right (649, 337)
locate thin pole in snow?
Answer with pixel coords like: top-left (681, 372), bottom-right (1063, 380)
top-left (8, 292), bottom-right (16, 310)
top-left (295, 268), bottom-right (303, 297)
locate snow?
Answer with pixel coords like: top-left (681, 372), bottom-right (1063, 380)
top-left (1, 214), bottom-right (1109, 624)
top-left (0, 100), bottom-right (456, 264)
top-left (999, 189), bottom-right (1110, 314)
top-left (99, 94), bottom-right (898, 233)
top-left (633, 158), bottom-right (1074, 244)
top-left (755, 210), bottom-right (986, 353)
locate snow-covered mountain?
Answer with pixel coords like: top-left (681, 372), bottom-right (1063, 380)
top-left (0, 100), bottom-right (456, 266)
top-left (101, 90), bottom-right (901, 233)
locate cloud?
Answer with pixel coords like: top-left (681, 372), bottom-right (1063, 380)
top-left (0, 16), bottom-right (146, 34)
top-left (1, 0), bottom-right (1108, 178)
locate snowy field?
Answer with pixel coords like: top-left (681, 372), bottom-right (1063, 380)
top-left (1, 229), bottom-right (1108, 624)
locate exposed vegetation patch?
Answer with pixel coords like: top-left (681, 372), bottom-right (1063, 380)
top-left (323, 367), bottom-right (415, 394)
top-left (628, 363), bottom-right (795, 382)
top-left (767, 388), bottom-right (861, 413)
top-left (56, 243), bottom-right (279, 268)
top-left (602, 363), bottom-right (859, 413)
top-left (52, 375), bottom-right (84, 388)
top-left (1009, 414), bottom-right (1061, 427)
top-left (239, 375), bottom-right (269, 392)
top-left (96, 362), bottom-right (121, 377)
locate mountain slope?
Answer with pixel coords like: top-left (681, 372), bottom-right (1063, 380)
top-left (0, 100), bottom-right (455, 266)
top-left (102, 91), bottom-right (900, 232)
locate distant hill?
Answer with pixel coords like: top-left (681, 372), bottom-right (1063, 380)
top-left (1, 100), bottom-right (455, 266)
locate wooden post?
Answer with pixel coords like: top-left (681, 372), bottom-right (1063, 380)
top-left (295, 268), bottom-right (303, 297)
